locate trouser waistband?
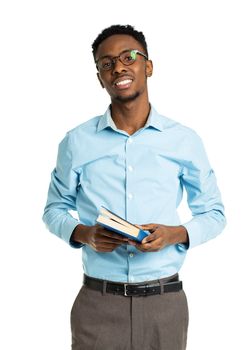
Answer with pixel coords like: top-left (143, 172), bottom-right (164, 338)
top-left (83, 274), bottom-right (182, 297)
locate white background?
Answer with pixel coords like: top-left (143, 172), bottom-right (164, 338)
top-left (1, 0), bottom-right (251, 349)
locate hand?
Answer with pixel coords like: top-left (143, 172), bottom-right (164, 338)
top-left (71, 224), bottom-right (129, 252)
top-left (131, 224), bottom-right (188, 252)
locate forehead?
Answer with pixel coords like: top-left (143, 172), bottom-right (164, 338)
top-left (95, 34), bottom-right (144, 58)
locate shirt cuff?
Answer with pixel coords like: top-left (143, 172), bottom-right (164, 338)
top-left (61, 218), bottom-right (84, 248)
top-left (69, 233), bottom-right (85, 249)
top-left (182, 220), bottom-right (203, 249)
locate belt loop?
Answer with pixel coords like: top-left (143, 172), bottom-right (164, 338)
top-left (158, 279), bottom-right (164, 294)
top-left (102, 280), bottom-right (107, 295)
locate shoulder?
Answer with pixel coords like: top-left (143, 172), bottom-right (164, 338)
top-left (61, 114), bottom-right (102, 145)
top-left (157, 112), bottom-right (202, 143)
top-left (67, 115), bottom-right (102, 137)
top-left (57, 114), bottom-right (102, 153)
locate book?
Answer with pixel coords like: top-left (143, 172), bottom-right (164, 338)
top-left (96, 206), bottom-right (150, 243)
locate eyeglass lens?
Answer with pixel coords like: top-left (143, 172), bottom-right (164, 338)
top-left (98, 50), bottom-right (137, 71)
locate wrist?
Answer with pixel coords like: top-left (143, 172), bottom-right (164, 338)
top-left (71, 224), bottom-right (89, 244)
top-left (164, 225), bottom-right (189, 245)
top-left (176, 225), bottom-right (189, 245)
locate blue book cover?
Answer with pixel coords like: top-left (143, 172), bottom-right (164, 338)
top-left (96, 206), bottom-right (149, 243)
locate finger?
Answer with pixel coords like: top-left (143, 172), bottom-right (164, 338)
top-left (134, 244), bottom-right (147, 252)
top-left (97, 228), bottom-right (129, 242)
top-left (141, 232), bottom-right (157, 244)
top-left (143, 237), bottom-right (164, 251)
top-left (139, 234), bottom-right (162, 248)
top-left (136, 243), bottom-right (159, 252)
top-left (94, 242), bottom-right (122, 252)
top-left (139, 223), bottom-right (157, 229)
top-left (134, 241), bottom-right (152, 251)
top-left (103, 231), bottom-right (128, 242)
top-left (95, 235), bottom-right (128, 245)
top-left (128, 240), bottom-right (136, 246)
top-left (139, 224), bottom-right (158, 234)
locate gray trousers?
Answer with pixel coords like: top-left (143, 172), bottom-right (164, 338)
top-left (71, 276), bottom-right (189, 350)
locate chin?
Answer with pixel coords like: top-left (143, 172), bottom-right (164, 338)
top-left (114, 91), bottom-right (140, 103)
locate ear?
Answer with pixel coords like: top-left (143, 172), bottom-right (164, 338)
top-left (97, 72), bottom-right (104, 88)
top-left (145, 60), bottom-right (153, 78)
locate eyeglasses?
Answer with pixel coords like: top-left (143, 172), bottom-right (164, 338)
top-left (95, 49), bottom-right (148, 71)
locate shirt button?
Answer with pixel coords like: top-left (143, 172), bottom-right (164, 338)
top-left (128, 193), bottom-right (133, 200)
top-left (128, 165), bottom-right (133, 172)
top-left (129, 253), bottom-right (134, 258)
top-left (128, 138), bottom-right (133, 144)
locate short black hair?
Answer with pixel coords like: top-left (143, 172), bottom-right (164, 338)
top-left (92, 24), bottom-right (148, 60)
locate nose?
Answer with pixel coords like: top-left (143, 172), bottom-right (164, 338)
top-left (111, 58), bottom-right (127, 75)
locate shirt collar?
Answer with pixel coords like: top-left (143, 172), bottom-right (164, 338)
top-left (97, 104), bottom-right (164, 133)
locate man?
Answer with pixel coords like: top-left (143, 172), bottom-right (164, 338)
top-left (43, 24), bottom-right (226, 350)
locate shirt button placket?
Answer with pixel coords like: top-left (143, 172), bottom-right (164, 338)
top-left (128, 250), bottom-right (135, 282)
top-left (125, 137), bottom-right (134, 218)
top-left (125, 136), bottom-right (136, 283)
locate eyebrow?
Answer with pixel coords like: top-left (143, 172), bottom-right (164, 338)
top-left (96, 48), bottom-right (134, 61)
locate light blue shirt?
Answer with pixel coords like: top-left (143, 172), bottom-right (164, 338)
top-left (43, 105), bottom-right (226, 283)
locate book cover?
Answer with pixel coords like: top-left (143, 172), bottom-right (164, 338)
top-left (96, 206), bottom-right (149, 243)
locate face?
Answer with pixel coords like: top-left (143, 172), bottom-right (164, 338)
top-left (95, 34), bottom-right (153, 103)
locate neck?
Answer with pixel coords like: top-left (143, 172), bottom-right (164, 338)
top-left (110, 93), bottom-right (150, 135)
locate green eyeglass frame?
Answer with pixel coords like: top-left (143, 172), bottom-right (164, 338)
top-left (95, 49), bottom-right (148, 71)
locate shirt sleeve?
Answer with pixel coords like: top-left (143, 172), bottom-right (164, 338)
top-left (42, 132), bottom-right (83, 248)
top-left (180, 131), bottom-right (226, 249)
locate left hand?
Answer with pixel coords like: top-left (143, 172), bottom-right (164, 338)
top-left (128, 224), bottom-right (188, 252)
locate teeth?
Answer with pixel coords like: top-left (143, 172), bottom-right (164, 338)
top-left (116, 79), bottom-right (132, 86)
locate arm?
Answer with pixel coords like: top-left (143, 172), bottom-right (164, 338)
top-left (133, 131), bottom-right (226, 252)
top-left (180, 132), bottom-right (226, 249)
top-left (42, 132), bottom-right (129, 251)
top-left (42, 132), bottom-right (82, 247)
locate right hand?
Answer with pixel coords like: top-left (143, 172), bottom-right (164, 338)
top-left (71, 224), bottom-right (129, 252)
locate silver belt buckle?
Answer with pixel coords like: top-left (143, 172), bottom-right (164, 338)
top-left (124, 283), bottom-right (129, 296)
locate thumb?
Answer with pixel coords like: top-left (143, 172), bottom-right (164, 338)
top-left (142, 231), bottom-right (158, 244)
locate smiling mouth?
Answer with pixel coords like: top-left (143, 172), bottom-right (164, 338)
top-left (114, 79), bottom-right (133, 89)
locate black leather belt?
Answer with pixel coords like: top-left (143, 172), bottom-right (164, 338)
top-left (84, 274), bottom-right (182, 297)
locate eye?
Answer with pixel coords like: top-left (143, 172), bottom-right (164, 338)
top-left (126, 55), bottom-right (134, 62)
top-left (103, 62), bottom-right (112, 69)
top-left (100, 58), bottom-right (112, 70)
top-left (122, 51), bottom-right (135, 63)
